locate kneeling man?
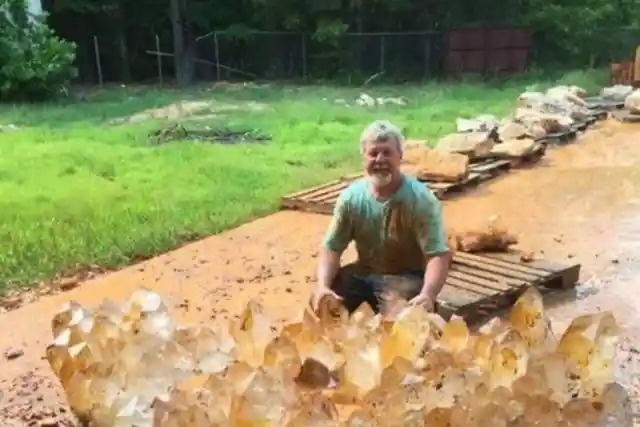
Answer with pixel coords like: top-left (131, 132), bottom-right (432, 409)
top-left (311, 120), bottom-right (452, 314)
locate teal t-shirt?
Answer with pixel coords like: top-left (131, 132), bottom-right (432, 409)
top-left (323, 175), bottom-right (448, 274)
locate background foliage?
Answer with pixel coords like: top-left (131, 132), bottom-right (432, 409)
top-left (2, 0), bottom-right (640, 97)
top-left (0, 0), bottom-right (76, 100)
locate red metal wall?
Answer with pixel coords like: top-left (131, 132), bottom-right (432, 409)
top-left (444, 27), bottom-right (531, 76)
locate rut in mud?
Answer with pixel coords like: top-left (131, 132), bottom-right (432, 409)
top-left (1, 120), bottom-right (640, 426)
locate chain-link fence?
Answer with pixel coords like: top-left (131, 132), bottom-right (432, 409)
top-left (194, 31), bottom-right (443, 82)
top-left (75, 27), bottom-right (640, 84)
top-left (78, 30), bottom-right (443, 84)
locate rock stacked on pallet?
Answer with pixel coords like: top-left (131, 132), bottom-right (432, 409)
top-left (601, 85), bottom-right (634, 102)
top-left (441, 84), bottom-right (600, 159)
top-left (400, 144), bottom-right (470, 183)
top-left (623, 90), bottom-right (640, 116)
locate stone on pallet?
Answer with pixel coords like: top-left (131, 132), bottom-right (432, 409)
top-left (624, 89), bottom-right (640, 114)
top-left (490, 138), bottom-right (538, 158)
top-left (601, 85), bottom-right (634, 101)
top-left (497, 120), bottom-right (528, 140)
top-left (435, 131), bottom-right (495, 159)
top-left (455, 114), bottom-right (499, 133)
top-left (514, 108), bottom-right (573, 134)
top-left (401, 146), bottom-right (469, 183)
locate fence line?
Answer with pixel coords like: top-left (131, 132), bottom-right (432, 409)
top-left (78, 27), bottom-right (640, 85)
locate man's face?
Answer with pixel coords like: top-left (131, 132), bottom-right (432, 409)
top-left (362, 138), bottom-right (402, 187)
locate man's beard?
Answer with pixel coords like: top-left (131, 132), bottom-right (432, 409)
top-left (367, 171), bottom-right (392, 187)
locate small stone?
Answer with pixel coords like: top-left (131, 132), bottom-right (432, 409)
top-left (0, 295), bottom-right (22, 310)
top-left (38, 417), bottom-right (59, 427)
top-left (55, 277), bottom-right (79, 291)
top-left (4, 347), bottom-right (24, 360)
top-left (520, 252), bottom-right (534, 263)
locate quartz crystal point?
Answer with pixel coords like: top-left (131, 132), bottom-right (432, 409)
top-left (46, 286), bottom-right (633, 427)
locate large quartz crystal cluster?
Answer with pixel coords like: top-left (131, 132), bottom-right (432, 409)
top-left (46, 287), bottom-right (634, 427)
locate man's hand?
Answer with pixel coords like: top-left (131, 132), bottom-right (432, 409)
top-left (311, 286), bottom-right (343, 312)
top-left (407, 292), bottom-right (435, 312)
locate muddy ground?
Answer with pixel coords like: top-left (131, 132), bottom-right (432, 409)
top-left (1, 120), bottom-right (640, 426)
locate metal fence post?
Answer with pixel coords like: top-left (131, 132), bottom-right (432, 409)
top-left (379, 35), bottom-right (385, 72)
top-left (155, 34), bottom-right (163, 85)
top-left (93, 36), bottom-right (103, 87)
top-left (424, 32), bottom-right (432, 78)
top-left (214, 31), bottom-right (221, 80)
top-left (301, 33), bottom-right (307, 80)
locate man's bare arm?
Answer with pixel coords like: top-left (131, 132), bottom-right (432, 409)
top-left (317, 247), bottom-right (342, 290)
top-left (421, 251), bottom-right (452, 300)
top-left (313, 192), bottom-right (353, 308)
top-left (413, 191), bottom-right (451, 304)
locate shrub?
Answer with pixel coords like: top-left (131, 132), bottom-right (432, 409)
top-left (0, 0), bottom-right (76, 101)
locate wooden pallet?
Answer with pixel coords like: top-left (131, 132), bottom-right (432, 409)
top-left (612, 110), bottom-right (640, 123)
top-left (437, 252), bottom-right (581, 323)
top-left (539, 128), bottom-right (577, 145)
top-left (585, 97), bottom-right (625, 111)
top-left (590, 109), bottom-right (608, 121)
top-left (482, 141), bottom-right (547, 168)
top-left (280, 158), bottom-right (513, 215)
top-left (511, 142), bottom-right (547, 166)
top-left (574, 121), bottom-right (589, 132)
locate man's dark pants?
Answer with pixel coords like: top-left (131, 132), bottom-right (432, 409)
top-left (330, 262), bottom-right (438, 314)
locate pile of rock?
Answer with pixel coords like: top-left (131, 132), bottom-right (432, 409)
top-left (432, 85), bottom-right (594, 161)
top-left (623, 89), bottom-right (640, 117)
top-left (597, 84), bottom-right (640, 122)
top-left (601, 84), bottom-right (634, 102)
top-left (333, 93), bottom-right (409, 108)
top-left (391, 82), bottom-right (638, 184)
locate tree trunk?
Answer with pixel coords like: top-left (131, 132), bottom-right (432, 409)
top-left (169, 0), bottom-right (195, 85)
top-left (169, 0), bottom-right (186, 85)
top-left (113, 1), bottom-right (132, 82)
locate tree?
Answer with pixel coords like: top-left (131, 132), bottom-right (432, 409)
top-left (0, 0), bottom-right (76, 100)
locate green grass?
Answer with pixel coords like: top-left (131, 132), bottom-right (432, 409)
top-left (0, 69), bottom-right (609, 292)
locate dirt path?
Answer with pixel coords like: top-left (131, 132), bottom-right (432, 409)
top-left (2, 120), bottom-right (640, 425)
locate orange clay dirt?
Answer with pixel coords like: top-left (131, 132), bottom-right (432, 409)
top-left (2, 119), bottom-right (640, 426)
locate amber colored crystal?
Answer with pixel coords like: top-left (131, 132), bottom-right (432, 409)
top-left (45, 286), bottom-right (632, 427)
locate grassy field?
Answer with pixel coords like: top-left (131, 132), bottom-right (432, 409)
top-left (0, 69), bottom-right (608, 292)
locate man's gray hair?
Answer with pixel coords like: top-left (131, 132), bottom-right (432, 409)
top-left (359, 120), bottom-right (405, 155)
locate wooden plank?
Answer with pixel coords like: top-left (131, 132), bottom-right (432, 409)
top-left (585, 98), bottom-right (624, 111)
top-left (481, 251), bottom-right (568, 274)
top-left (488, 143), bottom-right (546, 167)
top-left (429, 172), bottom-right (481, 191)
top-left (447, 269), bottom-right (511, 295)
top-left (485, 252), bottom-right (580, 289)
top-left (612, 110), bottom-right (640, 123)
top-left (436, 284), bottom-right (481, 308)
top-left (471, 159), bottom-right (512, 173)
top-left (299, 184), bottom-right (348, 202)
top-left (510, 144), bottom-right (547, 168)
top-left (283, 173), bottom-right (360, 200)
top-left (450, 263), bottom-right (528, 288)
top-left (453, 252), bottom-right (545, 281)
top-left (575, 122), bottom-right (588, 131)
top-left (591, 110), bottom-right (608, 120)
top-left (538, 128), bottom-right (577, 145)
top-left (280, 198), bottom-right (334, 215)
top-left (315, 186), bottom-right (350, 203)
